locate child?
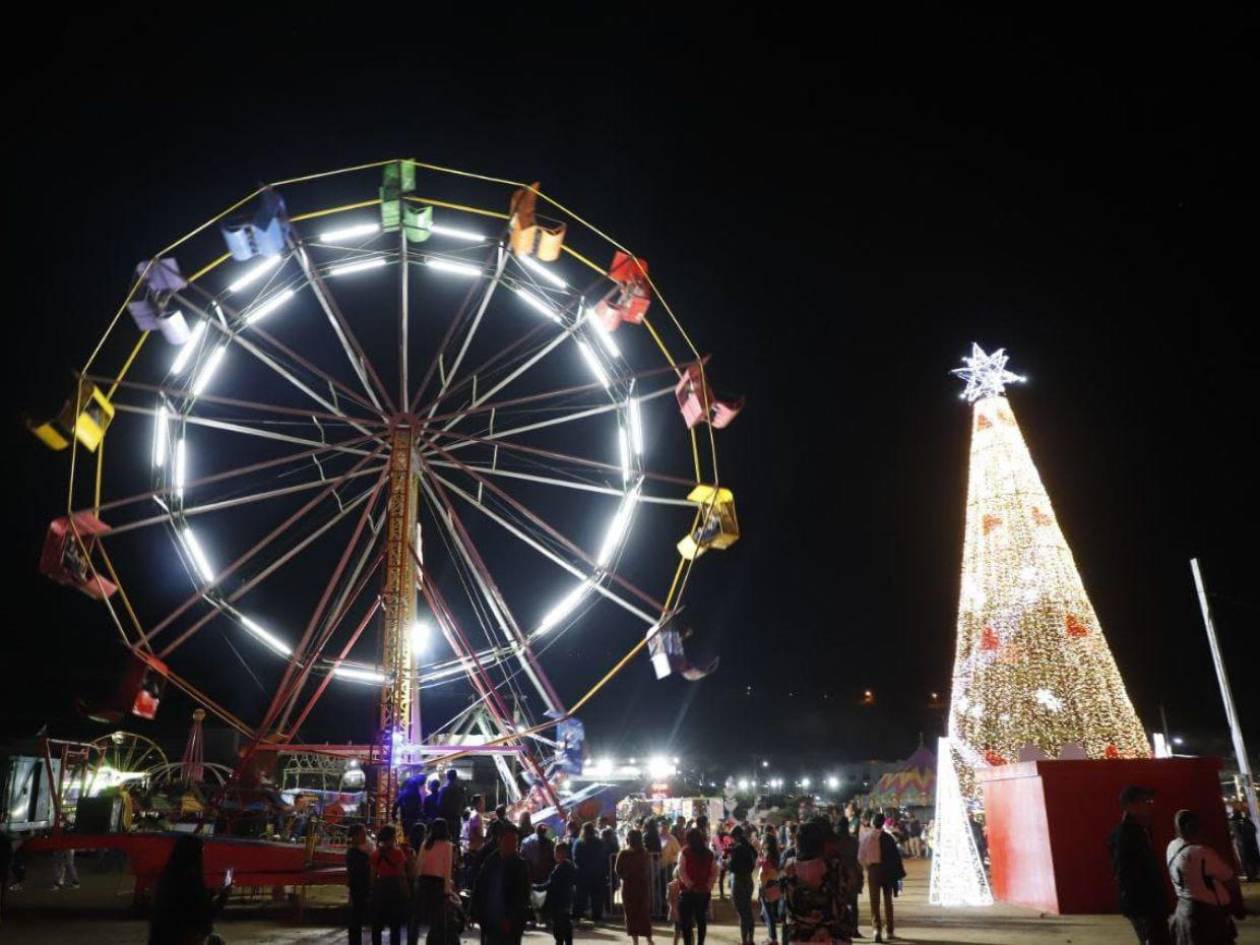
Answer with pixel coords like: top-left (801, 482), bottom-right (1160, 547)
top-left (536, 840), bottom-right (577, 945)
top-left (667, 876), bottom-right (682, 945)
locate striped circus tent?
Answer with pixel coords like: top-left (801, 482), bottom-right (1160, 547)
top-left (868, 744), bottom-right (937, 808)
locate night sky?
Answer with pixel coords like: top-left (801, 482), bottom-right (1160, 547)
top-left (3, 10), bottom-right (1256, 770)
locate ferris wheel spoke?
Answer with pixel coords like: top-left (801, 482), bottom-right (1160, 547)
top-left (141, 443), bottom-right (387, 652)
top-left (422, 443), bottom-right (665, 614)
top-left (425, 462), bottom-right (696, 507)
top-left (422, 358), bottom-right (684, 429)
top-left (413, 243), bottom-right (510, 416)
top-left (102, 464), bottom-right (387, 539)
top-left (156, 477), bottom-right (386, 660)
top-left (275, 542), bottom-right (387, 735)
top-left (428, 381), bottom-right (679, 464)
top-left (86, 374), bottom-right (384, 429)
top-left (177, 290), bottom-right (386, 428)
top-left (414, 482), bottom-right (564, 714)
top-left (115, 404), bottom-right (383, 457)
top-left (256, 457), bottom-right (393, 741)
top-left (423, 470), bottom-right (660, 628)
top-left (295, 244), bottom-right (396, 413)
top-left (86, 431), bottom-right (382, 519)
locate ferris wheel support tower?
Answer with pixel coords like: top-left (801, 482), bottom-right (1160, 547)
top-left (375, 420), bottom-right (421, 822)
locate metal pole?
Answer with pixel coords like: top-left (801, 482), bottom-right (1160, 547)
top-left (1190, 558), bottom-right (1259, 828)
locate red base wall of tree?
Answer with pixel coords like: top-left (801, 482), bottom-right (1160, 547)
top-left (978, 757), bottom-right (1231, 914)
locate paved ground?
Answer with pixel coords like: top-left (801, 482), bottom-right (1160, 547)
top-left (2, 852), bottom-right (1258, 944)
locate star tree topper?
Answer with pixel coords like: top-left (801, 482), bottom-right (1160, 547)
top-left (952, 343), bottom-right (1026, 402)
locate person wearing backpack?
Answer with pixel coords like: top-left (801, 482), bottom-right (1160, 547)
top-left (1166, 808), bottom-right (1245, 945)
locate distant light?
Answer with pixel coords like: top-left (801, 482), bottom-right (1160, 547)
top-left (536, 581), bottom-right (590, 634)
top-left (411, 620), bottom-right (430, 657)
top-left (170, 321), bottom-right (206, 375)
top-left (761, 760), bottom-right (769, 768)
top-left (228, 256), bottom-right (282, 294)
top-left (576, 339), bottom-right (610, 389)
top-left (672, 756), bottom-right (680, 765)
top-left (430, 223), bottom-right (485, 242)
top-left (191, 346), bottom-right (227, 395)
top-left (827, 776), bottom-right (840, 789)
top-left (181, 527), bottom-right (215, 583)
top-left (320, 222), bottom-right (380, 242)
top-left (245, 288), bottom-right (295, 324)
top-left (587, 308), bottom-right (622, 357)
top-left (240, 616), bottom-right (293, 656)
top-left (647, 756), bottom-right (675, 779)
top-left (520, 254), bottom-right (568, 289)
top-left (627, 398), bottom-right (644, 454)
top-left (425, 259), bottom-right (482, 278)
top-left (334, 666), bottom-right (390, 684)
top-left (513, 287), bottom-right (563, 323)
top-left (737, 778), bottom-right (750, 790)
top-left (801, 777), bottom-right (811, 788)
top-left (329, 258), bottom-right (387, 277)
top-left (152, 406), bottom-right (169, 468)
top-left (1172, 736), bottom-right (1184, 746)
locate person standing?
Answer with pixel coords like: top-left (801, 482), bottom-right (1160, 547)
top-left (415, 818), bottom-right (455, 945)
top-left (659, 820), bottom-right (682, 916)
top-left (522, 823), bottom-right (555, 885)
top-left (437, 770), bottom-right (467, 833)
top-left (1108, 785), bottom-right (1172, 945)
top-left (834, 816), bottom-right (863, 939)
top-left (1166, 808), bottom-right (1244, 945)
top-left (574, 822), bottom-right (608, 924)
top-left (52, 847), bottom-right (80, 890)
top-left (536, 841), bottom-right (577, 945)
top-left (677, 828), bottom-right (716, 945)
top-left (147, 834), bottom-right (232, 945)
top-left (602, 822), bottom-right (621, 917)
top-left (616, 828), bottom-right (655, 945)
top-left (875, 817), bottom-right (905, 940)
top-left (714, 826), bottom-right (732, 900)
top-left (472, 827), bottom-right (531, 945)
top-left (1228, 804), bottom-right (1260, 882)
top-left (421, 779), bottom-right (442, 827)
top-left (727, 826), bottom-right (758, 945)
top-left (347, 825), bottom-right (376, 945)
top-left (858, 813), bottom-right (892, 943)
top-left (463, 795), bottom-right (486, 856)
top-left (371, 826), bottom-right (413, 945)
top-left (757, 831), bottom-right (783, 945)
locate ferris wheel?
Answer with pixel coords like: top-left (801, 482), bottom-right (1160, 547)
top-left (32, 159), bottom-right (743, 819)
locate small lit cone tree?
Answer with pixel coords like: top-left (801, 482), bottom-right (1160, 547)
top-left (929, 736), bottom-right (992, 906)
top-left (948, 345), bottom-right (1150, 799)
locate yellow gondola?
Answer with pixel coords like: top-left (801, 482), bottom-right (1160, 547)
top-left (29, 379), bottom-right (116, 452)
top-left (508, 182), bottom-right (566, 262)
top-left (676, 485), bottom-right (740, 560)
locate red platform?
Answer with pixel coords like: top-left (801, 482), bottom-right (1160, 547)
top-left (979, 756), bottom-right (1232, 915)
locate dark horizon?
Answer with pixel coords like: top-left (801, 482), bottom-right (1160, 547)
top-left (3, 9), bottom-right (1256, 766)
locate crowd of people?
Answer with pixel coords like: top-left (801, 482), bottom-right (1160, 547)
top-left (342, 772), bottom-right (931, 945)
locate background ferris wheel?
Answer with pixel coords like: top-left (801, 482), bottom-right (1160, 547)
top-left (34, 158), bottom-right (743, 816)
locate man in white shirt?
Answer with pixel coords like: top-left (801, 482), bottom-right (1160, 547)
top-left (1166, 808), bottom-right (1240, 944)
top-left (858, 815), bottom-right (887, 941)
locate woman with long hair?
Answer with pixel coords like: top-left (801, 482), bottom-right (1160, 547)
top-left (148, 834), bottom-right (231, 945)
top-left (615, 828), bottom-right (654, 945)
top-left (413, 818), bottom-right (455, 945)
top-left (677, 828), bottom-right (715, 945)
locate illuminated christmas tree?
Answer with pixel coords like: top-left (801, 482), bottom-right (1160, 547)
top-left (947, 344), bottom-right (1150, 796)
